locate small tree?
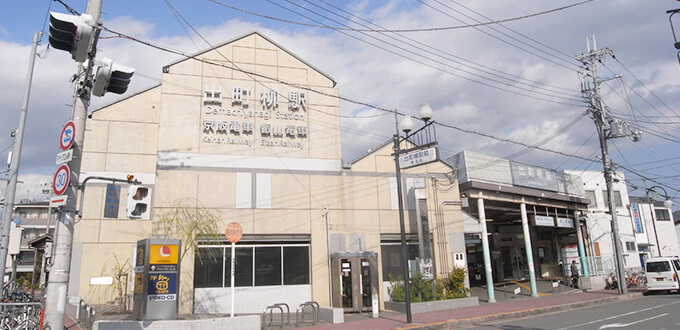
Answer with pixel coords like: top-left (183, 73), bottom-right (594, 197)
top-left (147, 198), bottom-right (224, 313)
top-left (148, 198), bottom-right (222, 261)
top-left (111, 253), bottom-right (131, 312)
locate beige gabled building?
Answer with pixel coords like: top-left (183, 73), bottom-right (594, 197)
top-left (71, 31), bottom-right (463, 314)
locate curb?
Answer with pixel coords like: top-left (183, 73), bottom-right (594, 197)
top-left (400, 292), bottom-right (644, 330)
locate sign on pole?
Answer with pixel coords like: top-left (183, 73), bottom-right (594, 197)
top-left (56, 149), bottom-right (73, 165)
top-left (398, 147), bottom-right (439, 169)
top-left (53, 164), bottom-right (70, 196)
top-left (225, 222), bottom-right (243, 243)
top-left (59, 121), bottom-right (76, 151)
top-left (50, 195), bottom-right (68, 207)
top-left (225, 222), bottom-right (243, 317)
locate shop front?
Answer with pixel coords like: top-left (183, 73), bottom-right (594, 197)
top-left (452, 151), bottom-right (589, 299)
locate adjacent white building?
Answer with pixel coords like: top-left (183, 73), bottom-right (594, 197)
top-left (566, 170), bottom-right (679, 274)
top-left (629, 196), bottom-right (679, 262)
top-left (564, 170), bottom-right (640, 274)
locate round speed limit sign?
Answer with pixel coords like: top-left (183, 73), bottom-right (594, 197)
top-left (53, 164), bottom-right (70, 196)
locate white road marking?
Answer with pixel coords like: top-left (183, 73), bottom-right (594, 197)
top-left (557, 300), bottom-right (680, 330)
top-left (598, 313), bottom-right (668, 329)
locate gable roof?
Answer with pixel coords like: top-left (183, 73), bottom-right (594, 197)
top-left (163, 31), bottom-right (336, 87)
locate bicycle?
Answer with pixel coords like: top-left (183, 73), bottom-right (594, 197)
top-left (625, 271), bottom-right (646, 288)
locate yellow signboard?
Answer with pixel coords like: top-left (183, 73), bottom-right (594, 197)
top-left (149, 244), bottom-right (179, 264)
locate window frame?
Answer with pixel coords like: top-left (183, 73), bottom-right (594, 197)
top-left (194, 243), bottom-right (310, 289)
top-left (655, 209), bottom-right (671, 221)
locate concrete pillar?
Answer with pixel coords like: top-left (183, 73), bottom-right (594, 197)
top-left (575, 213), bottom-right (589, 277)
top-left (519, 201), bottom-right (538, 297)
top-left (477, 194), bottom-right (496, 303)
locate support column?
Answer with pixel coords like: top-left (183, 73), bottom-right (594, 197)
top-left (575, 214), bottom-right (589, 277)
top-left (519, 201), bottom-right (538, 297)
top-left (477, 195), bottom-right (496, 303)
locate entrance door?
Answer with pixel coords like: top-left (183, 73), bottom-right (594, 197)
top-left (341, 259), bottom-right (354, 309)
top-left (501, 247), bottom-right (514, 279)
top-left (331, 252), bottom-right (379, 313)
top-left (501, 246), bottom-right (528, 280)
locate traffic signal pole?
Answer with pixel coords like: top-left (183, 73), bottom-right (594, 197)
top-left (0, 32), bottom-right (41, 285)
top-left (44, 0), bottom-right (102, 328)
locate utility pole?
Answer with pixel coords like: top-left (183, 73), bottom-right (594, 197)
top-left (44, 0), bottom-right (102, 328)
top-left (576, 36), bottom-right (640, 295)
top-left (0, 32), bottom-right (41, 284)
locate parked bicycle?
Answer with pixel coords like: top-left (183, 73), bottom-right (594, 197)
top-left (626, 271), bottom-right (647, 288)
top-left (0, 301), bottom-right (43, 330)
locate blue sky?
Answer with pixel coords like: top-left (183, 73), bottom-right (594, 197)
top-left (1, 0), bottom-right (679, 207)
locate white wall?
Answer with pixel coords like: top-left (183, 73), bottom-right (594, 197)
top-left (567, 170), bottom-right (640, 269)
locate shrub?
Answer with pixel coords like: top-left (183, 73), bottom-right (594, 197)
top-left (388, 267), bottom-right (469, 302)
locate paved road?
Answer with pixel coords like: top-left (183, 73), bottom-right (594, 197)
top-left (463, 293), bottom-right (680, 330)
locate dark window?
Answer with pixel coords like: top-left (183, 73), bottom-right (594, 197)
top-left (235, 247), bottom-right (253, 287)
top-left (585, 190), bottom-right (597, 208)
top-left (283, 246), bottom-right (310, 285)
top-left (194, 248), bottom-right (223, 288)
top-left (602, 190), bottom-right (622, 208)
top-left (380, 243), bottom-right (419, 281)
top-left (195, 244), bottom-right (310, 288)
top-left (647, 261), bottom-right (671, 272)
top-left (655, 209), bottom-right (671, 221)
top-left (255, 247), bottom-right (282, 286)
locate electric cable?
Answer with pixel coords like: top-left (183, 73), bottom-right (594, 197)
top-left (206, 0), bottom-right (595, 33)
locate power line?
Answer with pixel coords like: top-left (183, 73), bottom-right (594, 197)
top-left (102, 23), bottom-right (599, 168)
top-left (267, 0), bottom-right (583, 106)
top-left (206, 0), bottom-right (595, 33)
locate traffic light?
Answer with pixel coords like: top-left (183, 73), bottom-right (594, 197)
top-left (48, 12), bottom-right (97, 63)
top-left (126, 185), bottom-right (151, 219)
top-left (92, 58), bottom-right (135, 97)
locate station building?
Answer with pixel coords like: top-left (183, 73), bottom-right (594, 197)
top-left (70, 31), bottom-right (464, 314)
top-left (452, 151), bottom-right (591, 291)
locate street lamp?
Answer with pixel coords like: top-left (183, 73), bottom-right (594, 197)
top-left (645, 186), bottom-right (673, 257)
top-left (392, 104), bottom-right (437, 324)
top-left (647, 186), bottom-right (674, 209)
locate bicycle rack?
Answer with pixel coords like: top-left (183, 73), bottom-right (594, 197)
top-left (295, 301), bottom-right (319, 327)
top-left (77, 299), bottom-right (96, 329)
top-left (272, 303), bottom-right (290, 326)
top-left (262, 304), bottom-right (284, 328)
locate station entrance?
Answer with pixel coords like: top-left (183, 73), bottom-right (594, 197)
top-left (330, 252), bottom-right (379, 313)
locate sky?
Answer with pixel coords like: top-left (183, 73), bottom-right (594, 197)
top-left (1, 0), bottom-right (679, 210)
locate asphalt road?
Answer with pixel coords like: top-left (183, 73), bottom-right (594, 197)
top-left (464, 292), bottom-right (680, 330)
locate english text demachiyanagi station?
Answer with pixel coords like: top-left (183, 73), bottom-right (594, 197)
top-left (71, 31), bottom-right (592, 315)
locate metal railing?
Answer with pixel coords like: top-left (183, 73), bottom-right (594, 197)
top-left (0, 301), bottom-right (43, 329)
top-left (583, 256), bottom-right (616, 277)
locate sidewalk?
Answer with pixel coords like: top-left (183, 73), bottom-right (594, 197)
top-left (305, 288), bottom-right (645, 330)
top-left (81, 280), bottom-right (645, 329)
top-left (65, 312), bottom-right (85, 330)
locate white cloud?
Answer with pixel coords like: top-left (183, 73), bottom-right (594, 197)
top-left (2, 0), bottom-right (679, 204)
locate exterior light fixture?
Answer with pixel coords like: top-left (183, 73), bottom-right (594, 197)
top-left (419, 103), bottom-right (433, 122)
top-left (399, 116), bottom-right (414, 134)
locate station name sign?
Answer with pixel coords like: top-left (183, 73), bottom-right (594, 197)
top-left (399, 147), bottom-right (438, 169)
top-left (201, 83), bottom-right (308, 150)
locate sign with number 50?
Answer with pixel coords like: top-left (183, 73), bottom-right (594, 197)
top-left (53, 164), bottom-right (71, 196)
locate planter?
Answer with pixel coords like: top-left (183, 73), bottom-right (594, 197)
top-left (384, 296), bottom-right (479, 314)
